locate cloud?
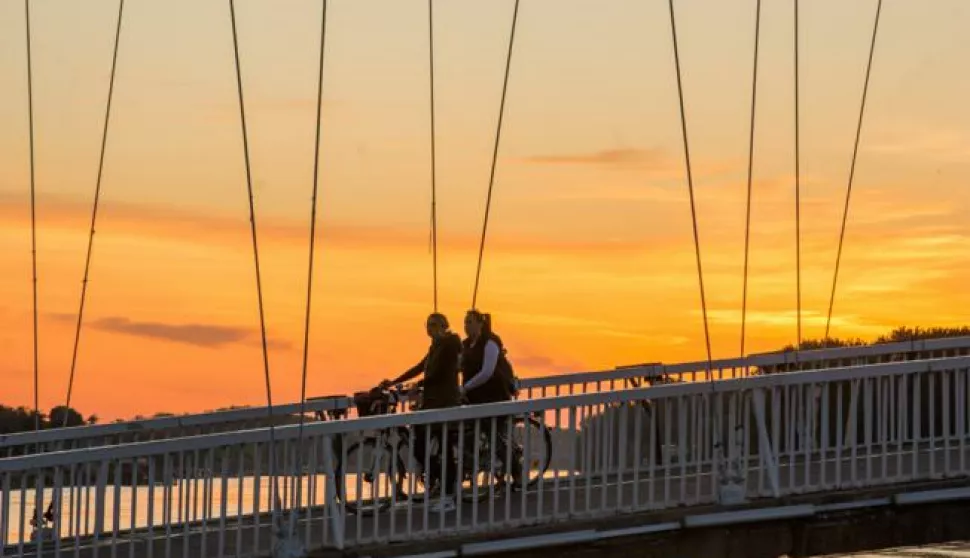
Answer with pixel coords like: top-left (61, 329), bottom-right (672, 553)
top-left (0, 192), bottom-right (659, 255)
top-left (242, 337), bottom-right (294, 351)
top-left (519, 148), bottom-right (670, 167)
top-left (512, 148), bottom-right (745, 207)
top-left (866, 131), bottom-right (970, 162)
top-left (516, 147), bottom-right (740, 179)
top-left (860, 233), bottom-right (968, 263)
top-left (702, 308), bottom-right (887, 334)
top-left (511, 354), bottom-right (560, 369)
top-left (508, 353), bottom-right (583, 375)
top-left (48, 313), bottom-right (292, 350)
top-left (500, 311), bottom-right (615, 331)
top-left (849, 200), bottom-right (955, 227)
top-left (93, 317), bottom-right (248, 347)
top-left (0, 191), bottom-right (418, 249)
top-left (535, 175), bottom-right (785, 204)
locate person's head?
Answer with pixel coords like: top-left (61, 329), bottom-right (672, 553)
top-left (464, 309), bottom-right (491, 340)
top-left (425, 312), bottom-right (450, 339)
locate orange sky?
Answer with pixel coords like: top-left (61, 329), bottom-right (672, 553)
top-left (0, 0), bottom-right (968, 420)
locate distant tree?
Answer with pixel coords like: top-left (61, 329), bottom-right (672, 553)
top-left (214, 405), bottom-right (251, 412)
top-left (87, 415), bottom-right (99, 425)
top-left (874, 325), bottom-right (970, 344)
top-left (153, 412), bottom-right (175, 418)
top-left (782, 326), bottom-right (970, 352)
top-left (782, 337), bottom-right (868, 351)
top-left (48, 406), bottom-right (85, 428)
top-left (0, 405), bottom-right (43, 434)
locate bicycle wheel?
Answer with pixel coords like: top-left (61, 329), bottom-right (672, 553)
top-left (458, 435), bottom-right (498, 503)
top-left (337, 439), bottom-right (406, 515)
top-left (512, 415), bottom-right (552, 488)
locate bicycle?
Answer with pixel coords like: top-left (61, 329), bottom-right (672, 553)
top-left (331, 384), bottom-right (552, 515)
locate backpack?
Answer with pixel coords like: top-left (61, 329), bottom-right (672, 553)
top-left (496, 346), bottom-right (519, 398)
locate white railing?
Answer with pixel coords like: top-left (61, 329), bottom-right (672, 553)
top-left (2, 356), bottom-right (969, 556)
top-left (516, 334), bottom-right (970, 398)
top-left (4, 335), bottom-right (968, 459)
top-left (0, 396), bottom-right (355, 458)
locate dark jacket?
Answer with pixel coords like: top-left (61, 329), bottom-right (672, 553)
top-left (461, 333), bottom-right (513, 404)
top-left (405, 332), bottom-right (462, 409)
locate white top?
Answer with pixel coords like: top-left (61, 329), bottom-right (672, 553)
top-left (463, 339), bottom-right (500, 392)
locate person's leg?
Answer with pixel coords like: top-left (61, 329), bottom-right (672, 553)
top-left (433, 421), bottom-right (462, 496)
top-left (416, 420), bottom-right (450, 494)
top-left (412, 423), bottom-right (435, 491)
top-left (429, 421), bottom-right (457, 511)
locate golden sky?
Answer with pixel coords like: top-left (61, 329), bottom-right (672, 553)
top-left (1, 0), bottom-right (968, 420)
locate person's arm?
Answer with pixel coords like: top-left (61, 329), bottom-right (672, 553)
top-left (462, 340), bottom-right (500, 392)
top-left (388, 355), bottom-right (426, 385)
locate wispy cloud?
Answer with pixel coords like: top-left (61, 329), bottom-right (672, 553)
top-left (849, 200), bottom-right (955, 227)
top-left (866, 131), bottom-right (970, 162)
top-left (517, 147), bottom-right (739, 179)
top-left (498, 311), bottom-right (690, 348)
top-left (0, 192), bottom-right (658, 254)
top-left (860, 233), bottom-right (968, 263)
top-left (519, 148), bottom-right (669, 167)
top-left (703, 308), bottom-right (887, 334)
top-left (510, 353), bottom-right (581, 374)
top-left (48, 314), bottom-right (292, 350)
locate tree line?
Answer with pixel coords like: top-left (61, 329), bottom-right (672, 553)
top-left (783, 325), bottom-right (970, 351)
top-left (0, 405), bottom-right (96, 434)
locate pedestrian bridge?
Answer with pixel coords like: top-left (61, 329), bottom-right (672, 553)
top-left (3, 339), bottom-right (970, 558)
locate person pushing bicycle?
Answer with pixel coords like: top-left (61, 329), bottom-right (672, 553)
top-left (459, 309), bottom-right (525, 490)
top-left (381, 312), bottom-right (462, 512)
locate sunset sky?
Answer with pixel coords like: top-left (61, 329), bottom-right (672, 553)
top-left (1, 0), bottom-right (968, 421)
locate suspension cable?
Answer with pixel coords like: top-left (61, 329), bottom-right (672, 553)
top-left (24, 0), bottom-right (39, 433)
top-left (227, 0), bottom-right (283, 533)
top-left (794, 0), bottom-right (803, 351)
top-left (471, 0), bottom-right (521, 309)
top-left (289, 0), bottom-right (328, 541)
top-left (428, 0), bottom-right (439, 312)
top-left (665, 0), bottom-right (724, 467)
top-left (62, 0), bottom-right (126, 427)
top-left (824, 0), bottom-right (883, 341)
top-left (740, 0), bottom-right (762, 358)
top-left (666, 0), bottom-right (714, 379)
top-left (38, 0), bottom-right (124, 526)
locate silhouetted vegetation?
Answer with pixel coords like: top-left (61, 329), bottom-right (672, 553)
top-left (0, 405), bottom-right (96, 435)
top-left (782, 326), bottom-right (970, 351)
